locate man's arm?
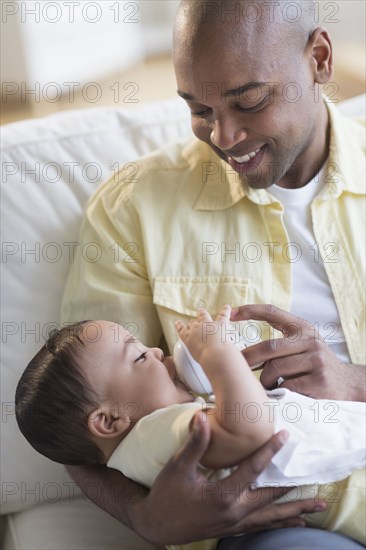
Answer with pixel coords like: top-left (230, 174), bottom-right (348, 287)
top-left (66, 417), bottom-right (326, 546)
top-left (231, 304), bottom-right (366, 402)
top-left (65, 464), bottom-right (148, 529)
top-left (60, 170), bottom-right (162, 348)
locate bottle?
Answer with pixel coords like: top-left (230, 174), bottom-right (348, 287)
top-left (173, 323), bottom-right (261, 394)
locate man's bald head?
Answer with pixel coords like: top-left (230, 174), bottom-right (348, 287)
top-left (173, 0), bottom-right (333, 190)
top-left (174, 0), bottom-right (316, 61)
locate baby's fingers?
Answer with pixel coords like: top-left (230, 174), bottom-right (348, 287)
top-left (197, 308), bottom-right (213, 322)
top-left (175, 320), bottom-right (187, 337)
top-left (215, 304), bottom-right (231, 323)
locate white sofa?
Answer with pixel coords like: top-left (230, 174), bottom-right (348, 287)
top-left (1, 95), bottom-right (364, 549)
top-left (1, 98), bottom-right (192, 550)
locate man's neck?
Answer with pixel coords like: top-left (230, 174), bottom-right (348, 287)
top-left (278, 102), bottom-right (330, 189)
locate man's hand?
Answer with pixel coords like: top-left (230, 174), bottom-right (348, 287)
top-left (66, 408), bottom-right (326, 546)
top-left (130, 414), bottom-right (326, 546)
top-left (231, 304), bottom-right (366, 402)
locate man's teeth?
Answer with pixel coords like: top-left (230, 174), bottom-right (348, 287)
top-left (231, 148), bottom-right (261, 164)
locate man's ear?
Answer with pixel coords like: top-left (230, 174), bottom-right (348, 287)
top-left (87, 407), bottom-right (131, 439)
top-left (308, 27), bottom-right (333, 84)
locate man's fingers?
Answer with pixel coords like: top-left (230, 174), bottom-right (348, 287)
top-left (231, 304), bottom-right (298, 325)
top-left (231, 304), bottom-right (310, 335)
top-left (168, 411), bottom-right (210, 473)
top-left (261, 363), bottom-right (311, 391)
top-left (250, 516), bottom-right (306, 530)
top-left (261, 497), bottom-right (326, 522)
top-left (233, 481), bottom-right (308, 515)
top-left (226, 431), bottom-right (289, 486)
top-left (258, 345), bottom-right (327, 389)
top-left (247, 430), bottom-right (289, 475)
top-left (223, 494), bottom-right (326, 537)
top-left (243, 337), bottom-right (315, 372)
top-left (238, 497), bottom-right (326, 533)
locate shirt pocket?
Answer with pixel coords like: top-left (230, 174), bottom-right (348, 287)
top-left (153, 275), bottom-right (250, 317)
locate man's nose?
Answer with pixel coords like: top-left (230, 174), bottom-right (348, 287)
top-left (210, 116), bottom-right (248, 152)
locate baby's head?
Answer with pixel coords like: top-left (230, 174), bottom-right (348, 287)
top-left (15, 321), bottom-right (193, 466)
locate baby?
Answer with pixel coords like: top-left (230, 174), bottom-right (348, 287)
top-left (15, 306), bottom-right (365, 548)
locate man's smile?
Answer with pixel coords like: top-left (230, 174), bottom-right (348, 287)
top-left (230, 147), bottom-right (261, 164)
top-left (227, 145), bottom-right (267, 175)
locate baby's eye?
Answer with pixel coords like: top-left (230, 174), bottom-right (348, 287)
top-left (135, 352), bottom-right (147, 363)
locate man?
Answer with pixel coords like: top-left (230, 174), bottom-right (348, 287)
top-left (61, 0), bottom-right (365, 548)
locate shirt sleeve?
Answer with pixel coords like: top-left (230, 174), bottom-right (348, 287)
top-left (107, 402), bottom-right (203, 488)
top-left (60, 168), bottom-right (162, 347)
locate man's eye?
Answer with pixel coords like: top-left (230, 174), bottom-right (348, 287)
top-left (237, 96), bottom-right (269, 112)
top-left (135, 352), bottom-right (147, 363)
top-left (191, 108), bottom-right (210, 118)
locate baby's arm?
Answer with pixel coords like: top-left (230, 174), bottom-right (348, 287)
top-left (175, 306), bottom-right (274, 469)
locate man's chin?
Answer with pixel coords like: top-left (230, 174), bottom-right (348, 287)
top-left (214, 148), bottom-right (273, 187)
top-left (207, 144), bottom-right (279, 190)
top-left (244, 177), bottom-right (274, 190)
top-left (231, 168), bottom-right (273, 190)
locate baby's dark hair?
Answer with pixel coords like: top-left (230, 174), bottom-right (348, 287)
top-left (15, 321), bottom-right (104, 465)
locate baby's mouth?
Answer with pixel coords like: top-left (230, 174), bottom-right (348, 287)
top-left (164, 356), bottom-right (191, 392)
top-left (163, 356), bottom-right (176, 380)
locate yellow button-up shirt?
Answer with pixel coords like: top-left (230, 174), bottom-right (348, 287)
top-left (61, 101), bottom-right (365, 366)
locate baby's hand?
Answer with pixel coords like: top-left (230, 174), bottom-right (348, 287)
top-left (175, 305), bottom-right (232, 364)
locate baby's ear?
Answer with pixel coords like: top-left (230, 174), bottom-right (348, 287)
top-left (87, 407), bottom-right (131, 439)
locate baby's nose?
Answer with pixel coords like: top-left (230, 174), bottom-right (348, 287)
top-left (151, 347), bottom-right (164, 361)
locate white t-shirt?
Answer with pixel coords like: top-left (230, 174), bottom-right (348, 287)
top-left (269, 170), bottom-right (351, 363)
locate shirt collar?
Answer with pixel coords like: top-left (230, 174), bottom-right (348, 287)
top-left (321, 100), bottom-right (365, 199)
top-left (186, 99), bottom-right (365, 212)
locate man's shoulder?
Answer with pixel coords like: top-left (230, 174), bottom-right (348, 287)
top-left (89, 137), bottom-right (212, 208)
top-left (330, 101), bottom-right (365, 151)
top-left (327, 103), bottom-right (365, 197)
top-left (339, 113), bottom-right (365, 144)
top-left (127, 137), bottom-right (210, 175)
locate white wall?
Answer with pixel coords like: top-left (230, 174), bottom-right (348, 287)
top-left (1, 1), bottom-right (145, 90)
top-left (324, 0), bottom-right (365, 42)
top-left (139, 1), bottom-right (179, 55)
top-left (1, 0), bottom-right (364, 98)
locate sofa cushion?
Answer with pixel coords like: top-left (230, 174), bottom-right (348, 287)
top-left (3, 497), bottom-right (154, 549)
top-left (1, 98), bottom-right (192, 513)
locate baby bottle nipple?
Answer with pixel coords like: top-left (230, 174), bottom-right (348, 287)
top-left (173, 339), bottom-right (212, 394)
top-left (173, 323), bottom-right (262, 394)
